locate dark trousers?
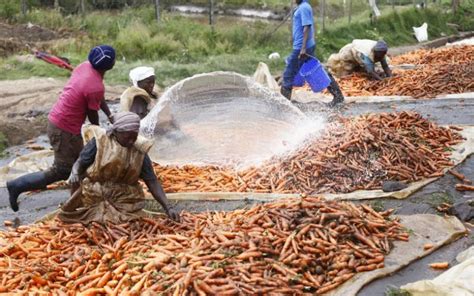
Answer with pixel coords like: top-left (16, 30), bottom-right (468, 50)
top-left (45, 121), bottom-right (84, 182)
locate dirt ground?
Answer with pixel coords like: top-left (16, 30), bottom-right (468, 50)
top-left (0, 78), bottom-right (126, 146)
top-left (0, 22), bottom-right (73, 57)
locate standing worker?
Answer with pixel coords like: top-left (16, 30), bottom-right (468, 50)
top-left (281, 0), bottom-right (344, 107)
top-left (120, 66), bottom-right (158, 119)
top-left (59, 112), bottom-right (179, 224)
top-left (7, 45), bottom-right (116, 212)
top-left (326, 39), bottom-right (392, 80)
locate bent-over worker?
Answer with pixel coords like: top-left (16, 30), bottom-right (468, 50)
top-left (281, 0), bottom-right (344, 107)
top-left (327, 39), bottom-right (392, 80)
top-left (7, 45), bottom-right (116, 212)
top-left (120, 66), bottom-right (158, 119)
top-left (59, 112), bottom-right (179, 224)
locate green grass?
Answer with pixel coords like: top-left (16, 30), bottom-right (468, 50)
top-left (0, 2), bottom-right (471, 87)
top-left (385, 286), bottom-right (411, 296)
top-left (427, 192), bottom-right (454, 209)
top-left (0, 132), bottom-right (7, 156)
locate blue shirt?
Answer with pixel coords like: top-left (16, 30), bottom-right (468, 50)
top-left (293, 1), bottom-right (316, 50)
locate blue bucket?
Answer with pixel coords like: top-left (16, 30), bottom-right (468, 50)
top-left (299, 58), bottom-right (331, 92)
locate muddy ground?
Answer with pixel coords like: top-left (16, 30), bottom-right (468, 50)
top-left (0, 78), bottom-right (126, 146)
top-left (0, 95), bottom-right (473, 295)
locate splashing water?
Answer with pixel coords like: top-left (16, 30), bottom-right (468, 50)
top-left (141, 72), bottom-right (326, 169)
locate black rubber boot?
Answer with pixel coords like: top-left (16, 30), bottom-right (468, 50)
top-left (280, 86), bottom-right (292, 100)
top-left (6, 171), bottom-right (49, 212)
top-left (326, 72), bottom-right (345, 108)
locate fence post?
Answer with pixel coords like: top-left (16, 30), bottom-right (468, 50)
top-left (209, 0), bottom-right (214, 27)
top-left (80, 0), bottom-right (85, 14)
top-left (21, 0), bottom-right (27, 15)
top-left (155, 0), bottom-right (160, 22)
top-left (348, 0), bottom-right (352, 23)
top-left (321, 0), bottom-right (326, 32)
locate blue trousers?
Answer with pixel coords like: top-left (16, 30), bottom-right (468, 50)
top-left (282, 46), bottom-right (315, 90)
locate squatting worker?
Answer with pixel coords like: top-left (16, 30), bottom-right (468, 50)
top-left (59, 112), bottom-right (179, 224)
top-left (120, 66), bottom-right (158, 119)
top-left (326, 39), bottom-right (392, 80)
top-left (281, 0), bottom-right (344, 107)
top-left (7, 45), bottom-right (116, 212)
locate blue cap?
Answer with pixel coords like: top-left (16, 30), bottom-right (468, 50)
top-left (88, 45), bottom-right (116, 71)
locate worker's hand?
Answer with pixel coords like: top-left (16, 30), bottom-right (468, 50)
top-left (166, 208), bottom-right (180, 222)
top-left (68, 172), bottom-right (81, 187)
top-left (298, 49), bottom-right (307, 60)
top-left (108, 114), bottom-right (115, 124)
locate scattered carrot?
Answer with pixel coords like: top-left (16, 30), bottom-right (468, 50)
top-left (455, 184), bottom-right (474, 191)
top-left (429, 262), bottom-right (449, 269)
top-left (423, 243), bottom-right (434, 251)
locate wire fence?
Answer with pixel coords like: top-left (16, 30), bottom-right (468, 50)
top-left (14, 0), bottom-right (460, 28)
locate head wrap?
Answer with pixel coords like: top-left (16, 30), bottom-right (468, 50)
top-left (374, 40), bottom-right (388, 52)
top-left (109, 112), bottom-right (140, 135)
top-left (129, 66), bottom-right (155, 87)
top-left (88, 45), bottom-right (116, 71)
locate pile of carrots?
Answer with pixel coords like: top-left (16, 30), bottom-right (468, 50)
top-left (0, 197), bottom-right (408, 294)
top-left (321, 45), bottom-right (474, 98)
top-left (153, 112), bottom-right (463, 194)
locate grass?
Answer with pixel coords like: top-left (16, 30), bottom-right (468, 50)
top-left (0, 2), bottom-right (471, 87)
top-left (427, 192), bottom-right (454, 209)
top-left (0, 132), bottom-right (7, 156)
top-left (385, 286), bottom-right (411, 296)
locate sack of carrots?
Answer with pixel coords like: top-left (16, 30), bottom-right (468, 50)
top-left (0, 197), bottom-right (408, 295)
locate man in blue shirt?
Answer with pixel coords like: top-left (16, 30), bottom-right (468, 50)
top-left (281, 0), bottom-right (344, 107)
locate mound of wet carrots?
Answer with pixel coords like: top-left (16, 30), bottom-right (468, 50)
top-left (301, 45), bottom-right (474, 98)
top-left (153, 112), bottom-right (463, 194)
top-left (0, 197), bottom-right (408, 295)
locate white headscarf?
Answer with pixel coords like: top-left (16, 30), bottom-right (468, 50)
top-left (129, 66), bottom-right (155, 87)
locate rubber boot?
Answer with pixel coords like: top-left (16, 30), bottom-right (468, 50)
top-left (280, 86), bottom-right (292, 101)
top-left (326, 72), bottom-right (345, 108)
top-left (6, 171), bottom-right (49, 212)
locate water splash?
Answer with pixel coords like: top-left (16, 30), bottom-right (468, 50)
top-left (141, 72), bottom-right (326, 169)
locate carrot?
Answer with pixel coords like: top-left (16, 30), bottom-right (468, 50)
top-left (423, 243), bottom-right (434, 251)
top-left (74, 272), bottom-right (105, 287)
top-left (113, 263), bottom-right (128, 275)
top-left (429, 262), bottom-right (449, 269)
top-left (78, 288), bottom-right (105, 296)
top-left (31, 275), bottom-right (48, 286)
top-left (69, 265), bottom-right (87, 279)
top-left (455, 184), bottom-right (474, 191)
top-left (356, 264), bottom-right (378, 272)
top-left (97, 271), bottom-right (112, 288)
top-left (130, 273), bottom-right (148, 295)
top-left (236, 251), bottom-right (262, 260)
